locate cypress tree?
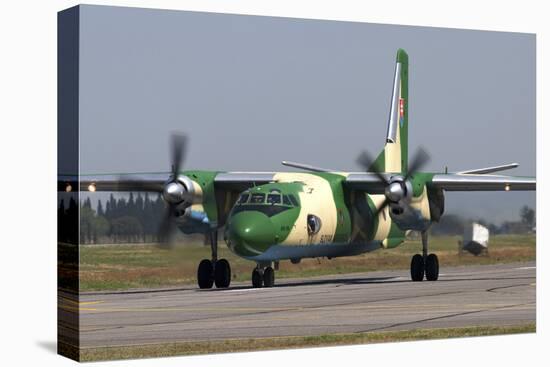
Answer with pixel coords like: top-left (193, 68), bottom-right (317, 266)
top-left (97, 199), bottom-right (104, 217)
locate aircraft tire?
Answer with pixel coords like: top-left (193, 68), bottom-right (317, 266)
top-left (263, 267), bottom-right (275, 287)
top-left (252, 268), bottom-right (263, 288)
top-left (425, 254), bottom-right (439, 281)
top-left (214, 259), bottom-right (231, 288)
top-left (197, 259), bottom-right (214, 289)
top-left (410, 254), bottom-right (424, 282)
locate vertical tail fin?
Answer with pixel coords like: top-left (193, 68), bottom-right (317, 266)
top-left (370, 49), bottom-right (409, 174)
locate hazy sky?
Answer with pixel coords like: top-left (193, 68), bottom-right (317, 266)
top-left (78, 5), bottom-right (535, 224)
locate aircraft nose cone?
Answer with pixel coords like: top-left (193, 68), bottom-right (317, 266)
top-left (226, 211), bottom-right (275, 256)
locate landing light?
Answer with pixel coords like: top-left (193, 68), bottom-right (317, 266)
top-left (504, 184), bottom-right (510, 191)
top-left (88, 183), bottom-right (97, 192)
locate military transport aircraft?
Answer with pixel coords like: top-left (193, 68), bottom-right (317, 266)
top-left (59, 49), bottom-right (535, 289)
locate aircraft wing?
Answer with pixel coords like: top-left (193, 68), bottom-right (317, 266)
top-left (343, 173), bottom-right (535, 193)
top-left (58, 173), bottom-right (169, 192)
top-left (429, 174), bottom-right (536, 191)
top-left (58, 172), bottom-right (277, 192)
top-left (60, 171), bottom-right (535, 193)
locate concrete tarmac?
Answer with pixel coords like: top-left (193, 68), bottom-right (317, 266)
top-left (60, 262), bottom-right (535, 348)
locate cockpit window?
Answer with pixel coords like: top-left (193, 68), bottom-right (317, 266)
top-left (288, 194), bottom-right (299, 207)
top-left (237, 194), bottom-right (249, 204)
top-left (232, 204), bottom-right (291, 217)
top-left (282, 195), bottom-right (292, 206)
top-left (250, 193), bottom-right (265, 204)
top-left (267, 194), bottom-right (281, 205)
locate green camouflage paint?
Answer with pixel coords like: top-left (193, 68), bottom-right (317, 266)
top-left (182, 170), bottom-right (219, 225)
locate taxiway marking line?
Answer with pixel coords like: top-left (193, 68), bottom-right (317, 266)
top-left (58, 297), bottom-right (105, 306)
top-left (58, 299), bottom-right (105, 311)
top-left (74, 301), bottom-right (534, 314)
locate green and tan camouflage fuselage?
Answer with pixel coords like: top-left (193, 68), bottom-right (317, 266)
top-left (174, 168), bottom-right (435, 263)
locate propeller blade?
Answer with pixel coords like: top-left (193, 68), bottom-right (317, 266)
top-left (357, 150), bottom-right (389, 184)
top-left (158, 132), bottom-right (190, 248)
top-left (115, 176), bottom-right (165, 192)
top-left (171, 133), bottom-right (187, 176)
top-left (405, 146), bottom-right (430, 179)
top-left (157, 203), bottom-right (177, 248)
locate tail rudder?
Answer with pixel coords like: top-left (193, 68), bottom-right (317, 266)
top-left (370, 49), bottom-right (409, 174)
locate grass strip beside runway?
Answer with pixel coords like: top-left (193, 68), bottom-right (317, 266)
top-left (79, 234), bottom-right (535, 291)
top-left (79, 323), bottom-right (535, 361)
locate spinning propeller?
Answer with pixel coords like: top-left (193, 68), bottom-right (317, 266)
top-left (157, 134), bottom-right (189, 244)
top-left (356, 147), bottom-right (431, 216)
top-left (123, 133), bottom-right (196, 245)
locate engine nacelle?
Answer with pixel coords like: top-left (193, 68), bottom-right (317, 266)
top-left (387, 179), bottom-right (433, 231)
top-left (174, 205), bottom-right (211, 234)
top-left (427, 186), bottom-right (445, 222)
top-left (389, 204), bottom-right (431, 231)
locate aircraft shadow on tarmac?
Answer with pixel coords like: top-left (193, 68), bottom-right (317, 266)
top-left (197, 276), bottom-right (400, 291)
top-left (202, 275), bottom-right (535, 292)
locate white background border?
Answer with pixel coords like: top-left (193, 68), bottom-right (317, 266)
top-left (0, 1), bottom-right (545, 366)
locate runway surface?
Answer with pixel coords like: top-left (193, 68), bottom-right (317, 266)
top-left (61, 262), bottom-right (536, 348)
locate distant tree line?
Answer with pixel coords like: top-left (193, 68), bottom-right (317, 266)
top-left (431, 205), bottom-right (536, 235)
top-left (58, 193), bottom-right (167, 244)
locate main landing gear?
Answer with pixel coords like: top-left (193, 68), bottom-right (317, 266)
top-left (197, 231), bottom-right (232, 289)
top-left (251, 264), bottom-right (275, 288)
top-left (410, 231), bottom-right (439, 281)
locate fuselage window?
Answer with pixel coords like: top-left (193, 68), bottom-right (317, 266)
top-left (267, 194), bottom-right (282, 205)
top-left (282, 195), bottom-right (292, 206)
top-left (307, 214), bottom-right (321, 235)
top-left (237, 194), bottom-right (249, 204)
top-left (250, 193), bottom-right (266, 204)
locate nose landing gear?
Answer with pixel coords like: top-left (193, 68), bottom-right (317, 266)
top-left (410, 254), bottom-right (424, 281)
top-left (410, 230), bottom-right (439, 281)
top-left (197, 259), bottom-right (214, 289)
top-left (425, 253), bottom-right (439, 281)
top-left (197, 230), bottom-right (232, 289)
top-left (251, 264), bottom-right (275, 288)
top-left (214, 258), bottom-right (231, 288)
